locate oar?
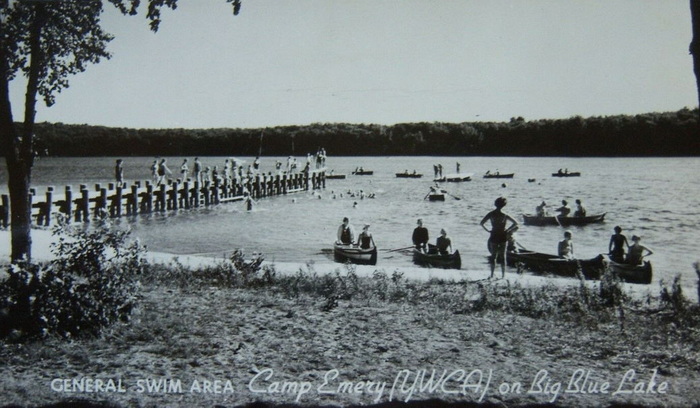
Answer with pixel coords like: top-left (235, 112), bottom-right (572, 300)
top-left (382, 246), bottom-right (415, 253)
top-left (445, 191), bottom-right (462, 200)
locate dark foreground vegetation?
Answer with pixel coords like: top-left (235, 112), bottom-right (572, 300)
top-left (15, 108), bottom-right (700, 158)
top-left (2, 224), bottom-right (700, 407)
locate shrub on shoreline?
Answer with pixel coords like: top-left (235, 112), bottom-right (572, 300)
top-left (0, 218), bottom-right (145, 341)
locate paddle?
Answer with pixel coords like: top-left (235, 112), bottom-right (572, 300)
top-left (382, 246), bottom-right (415, 253)
top-left (444, 191), bottom-right (462, 201)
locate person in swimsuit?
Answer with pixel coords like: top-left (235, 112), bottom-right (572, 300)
top-left (536, 201), bottom-right (548, 217)
top-left (480, 197), bottom-right (518, 279)
top-left (573, 199), bottom-right (586, 217)
top-left (412, 219), bottom-right (429, 252)
top-left (556, 200), bottom-right (571, 217)
top-left (357, 224), bottom-right (375, 249)
top-left (435, 228), bottom-right (452, 255)
top-left (336, 217), bottom-right (355, 245)
top-left (558, 230), bottom-right (574, 259)
top-left (626, 235), bottom-right (653, 265)
top-left (115, 159), bottom-right (124, 186)
top-left (608, 226), bottom-right (629, 263)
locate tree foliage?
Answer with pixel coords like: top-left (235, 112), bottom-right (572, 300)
top-left (22, 108), bottom-right (700, 157)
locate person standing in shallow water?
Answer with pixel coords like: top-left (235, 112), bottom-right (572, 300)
top-left (608, 226), bottom-right (629, 263)
top-left (480, 197), bottom-right (518, 279)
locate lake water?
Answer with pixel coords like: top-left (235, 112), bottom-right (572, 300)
top-left (1, 156), bottom-right (699, 289)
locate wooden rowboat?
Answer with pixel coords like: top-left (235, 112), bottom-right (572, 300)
top-left (506, 250), bottom-right (605, 280)
top-left (427, 194), bottom-right (445, 201)
top-left (522, 213), bottom-right (606, 226)
top-left (413, 248), bottom-right (461, 269)
top-left (326, 174), bottom-right (346, 179)
top-left (552, 172), bottom-right (581, 177)
top-left (333, 243), bottom-right (377, 265)
top-left (434, 173), bottom-right (472, 182)
top-left (604, 256), bottom-right (653, 284)
top-left (352, 170), bottom-right (374, 176)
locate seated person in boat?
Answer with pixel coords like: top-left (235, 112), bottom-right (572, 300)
top-left (412, 218), bottom-right (429, 252)
top-left (536, 201), bottom-right (548, 217)
top-left (435, 228), bottom-right (452, 255)
top-left (336, 217), bottom-right (355, 245)
top-left (608, 226), bottom-right (629, 263)
top-left (357, 224), bottom-right (375, 249)
top-left (573, 199), bottom-right (587, 217)
top-left (626, 235), bottom-right (653, 265)
top-left (506, 227), bottom-right (524, 253)
top-left (555, 200), bottom-right (571, 217)
top-left (558, 230), bottom-right (574, 259)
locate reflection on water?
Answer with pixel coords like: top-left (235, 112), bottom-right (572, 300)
top-left (2, 156), bottom-right (700, 288)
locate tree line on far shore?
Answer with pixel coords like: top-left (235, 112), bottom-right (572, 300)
top-left (15, 107), bottom-right (700, 158)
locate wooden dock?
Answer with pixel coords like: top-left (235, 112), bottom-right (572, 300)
top-left (0, 170), bottom-right (326, 227)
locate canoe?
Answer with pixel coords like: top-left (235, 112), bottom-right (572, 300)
top-left (396, 172), bottom-right (423, 178)
top-left (333, 243), bottom-right (377, 265)
top-left (352, 170), bottom-right (374, 176)
top-left (413, 248), bottom-right (461, 269)
top-left (483, 173), bottom-right (514, 179)
top-left (522, 213), bottom-right (606, 226)
top-left (326, 174), bottom-right (346, 179)
top-left (507, 250), bottom-right (605, 280)
top-left (427, 194), bottom-right (445, 201)
top-left (552, 172), bottom-right (581, 177)
top-left (604, 256), bottom-right (653, 284)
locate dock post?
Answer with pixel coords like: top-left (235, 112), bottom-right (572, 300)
top-left (145, 183), bottom-right (154, 213)
top-left (80, 188), bottom-right (90, 222)
top-left (193, 181), bottom-right (201, 208)
top-left (213, 178), bottom-right (220, 204)
top-left (96, 188), bottom-right (107, 218)
top-left (170, 181), bottom-right (178, 210)
top-left (43, 187), bottom-right (53, 226)
top-left (203, 182), bottom-right (210, 207)
top-left (113, 185), bottom-right (123, 217)
top-left (63, 186), bottom-right (73, 222)
top-left (158, 184), bottom-right (166, 212)
top-left (0, 194), bottom-right (8, 228)
top-left (182, 181), bottom-right (190, 209)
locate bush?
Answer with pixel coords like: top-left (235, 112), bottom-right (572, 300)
top-left (0, 218), bottom-right (146, 341)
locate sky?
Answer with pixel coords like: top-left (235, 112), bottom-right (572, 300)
top-left (9, 0), bottom-right (699, 129)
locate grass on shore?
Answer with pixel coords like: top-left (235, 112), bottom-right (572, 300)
top-left (2, 253), bottom-right (700, 407)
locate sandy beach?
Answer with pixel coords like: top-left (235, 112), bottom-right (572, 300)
top-left (2, 228), bottom-right (700, 407)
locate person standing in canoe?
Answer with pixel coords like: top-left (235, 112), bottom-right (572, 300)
top-left (481, 197), bottom-right (518, 279)
top-left (435, 228), bottom-right (452, 255)
top-left (357, 224), bottom-right (375, 250)
top-left (412, 219), bottom-right (429, 252)
top-left (608, 226), bottom-right (629, 263)
top-left (626, 235), bottom-right (653, 265)
top-left (336, 217), bottom-right (355, 245)
top-left (558, 230), bottom-right (574, 259)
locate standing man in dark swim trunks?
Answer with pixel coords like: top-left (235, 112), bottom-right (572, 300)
top-left (480, 197), bottom-right (518, 279)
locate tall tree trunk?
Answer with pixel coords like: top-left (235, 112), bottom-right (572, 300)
top-left (0, 4), bottom-right (45, 262)
top-left (692, 0), bottom-right (700, 114)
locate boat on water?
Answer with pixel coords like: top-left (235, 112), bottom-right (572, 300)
top-left (427, 194), bottom-right (445, 201)
top-left (552, 171), bottom-right (581, 177)
top-left (522, 213), bottom-right (606, 226)
top-left (604, 255), bottom-right (653, 284)
top-left (483, 172), bottom-right (514, 179)
top-left (412, 248), bottom-right (461, 269)
top-left (326, 174), bottom-right (346, 179)
top-left (506, 250), bottom-right (605, 280)
top-left (434, 173), bottom-right (472, 182)
top-left (333, 243), bottom-right (377, 265)
top-left (352, 170), bottom-right (374, 176)
top-left (396, 171), bottom-right (423, 178)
